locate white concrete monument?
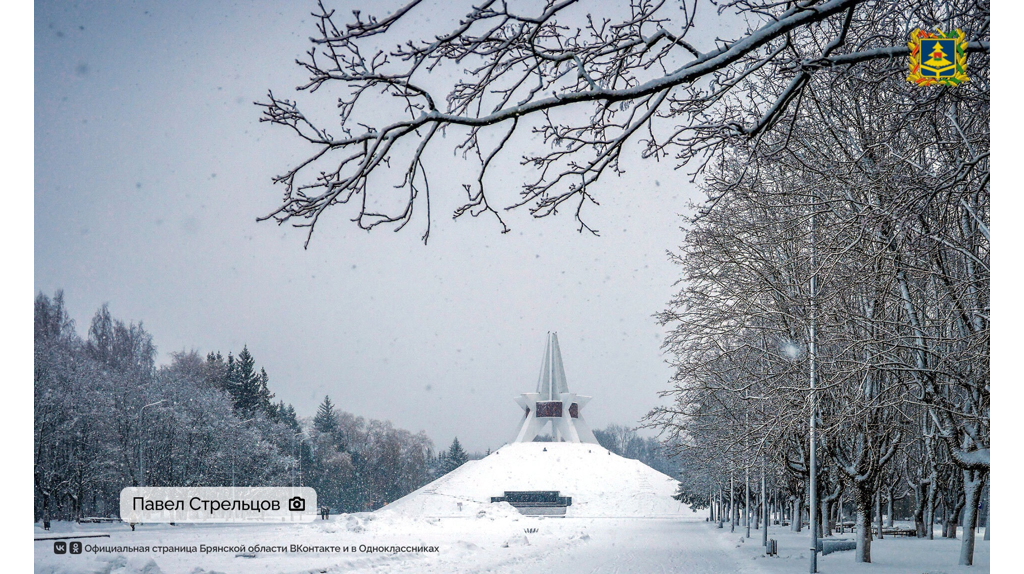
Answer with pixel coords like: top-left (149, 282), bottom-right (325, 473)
top-left (513, 332), bottom-right (598, 444)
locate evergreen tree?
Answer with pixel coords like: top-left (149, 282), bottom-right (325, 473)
top-left (257, 367), bottom-right (276, 417)
top-left (227, 346), bottom-right (275, 417)
top-left (234, 346), bottom-right (258, 414)
top-left (224, 352), bottom-right (237, 398)
top-left (433, 450), bottom-right (448, 478)
top-left (313, 395), bottom-right (339, 435)
top-left (274, 401), bottom-right (300, 432)
top-left (203, 351), bottom-right (228, 390)
top-left (444, 437), bottom-right (468, 474)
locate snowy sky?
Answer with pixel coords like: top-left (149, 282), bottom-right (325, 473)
top-left (35, 0), bottom-right (754, 453)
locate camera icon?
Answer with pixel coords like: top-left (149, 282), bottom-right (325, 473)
top-left (288, 496), bottom-right (306, 512)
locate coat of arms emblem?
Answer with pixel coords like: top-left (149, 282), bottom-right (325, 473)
top-left (908, 29), bottom-right (969, 86)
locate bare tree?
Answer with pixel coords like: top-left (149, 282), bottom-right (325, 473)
top-left (259, 0), bottom-right (988, 244)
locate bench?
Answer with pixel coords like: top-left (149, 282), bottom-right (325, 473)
top-left (818, 538), bottom-right (856, 555)
top-left (491, 491), bottom-right (572, 516)
top-left (882, 527), bottom-right (917, 537)
top-left (845, 524), bottom-right (917, 538)
top-left (78, 517), bottom-right (122, 524)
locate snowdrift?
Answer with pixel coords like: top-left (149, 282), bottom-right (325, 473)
top-left (380, 442), bottom-right (698, 518)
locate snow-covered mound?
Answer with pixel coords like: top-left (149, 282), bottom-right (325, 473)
top-left (380, 442), bottom-right (698, 518)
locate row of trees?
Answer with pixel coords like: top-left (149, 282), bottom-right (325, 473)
top-left (647, 2), bottom-right (990, 567)
top-left (34, 291), bottom-right (440, 521)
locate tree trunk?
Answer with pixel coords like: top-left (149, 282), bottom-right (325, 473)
top-left (717, 489), bottom-right (724, 528)
top-left (855, 485), bottom-right (873, 563)
top-left (820, 497), bottom-right (830, 537)
top-left (773, 491), bottom-right (778, 525)
top-left (926, 480), bottom-right (936, 540)
top-left (709, 486), bottom-right (714, 522)
top-left (886, 490), bottom-right (894, 527)
top-left (839, 495), bottom-right (845, 534)
top-left (730, 475), bottom-right (735, 533)
top-left (951, 497), bottom-right (964, 539)
top-left (983, 484), bottom-right (990, 540)
top-left (876, 490), bottom-right (884, 539)
top-left (42, 491), bottom-right (51, 529)
top-left (913, 481), bottom-right (927, 537)
top-left (762, 480), bottom-right (769, 548)
top-left (792, 495), bottom-right (803, 532)
top-left (959, 469), bottom-right (984, 566)
top-left (827, 500), bottom-right (835, 535)
top-left (745, 469), bottom-right (751, 538)
top-left (941, 500), bottom-right (951, 538)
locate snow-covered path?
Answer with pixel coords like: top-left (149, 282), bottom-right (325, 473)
top-left (512, 518), bottom-right (764, 574)
top-left (34, 516), bottom-right (761, 574)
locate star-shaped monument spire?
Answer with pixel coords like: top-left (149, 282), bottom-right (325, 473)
top-left (512, 332), bottom-right (598, 444)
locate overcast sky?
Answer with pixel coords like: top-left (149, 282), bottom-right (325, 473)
top-left (32, 0), bottom-right (750, 452)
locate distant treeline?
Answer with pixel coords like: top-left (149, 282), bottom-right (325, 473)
top-left (34, 291), bottom-right (448, 521)
top-left (593, 425), bottom-right (680, 477)
top-left (531, 425), bottom-right (680, 477)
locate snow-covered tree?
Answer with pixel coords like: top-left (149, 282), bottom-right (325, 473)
top-left (34, 293), bottom-right (321, 519)
top-left (274, 401), bottom-right (301, 432)
top-left (226, 346), bottom-right (275, 417)
top-left (258, 0), bottom-right (988, 244)
top-left (313, 395), bottom-right (340, 435)
top-left (647, 14), bottom-right (988, 558)
top-left (439, 437), bottom-right (469, 476)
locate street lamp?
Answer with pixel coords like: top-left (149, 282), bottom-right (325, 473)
top-left (294, 433), bottom-right (312, 487)
top-left (808, 204), bottom-right (819, 574)
top-left (138, 399), bottom-right (166, 487)
top-left (778, 225), bottom-right (819, 574)
top-left (745, 411), bottom-right (751, 540)
top-left (232, 418), bottom-right (255, 488)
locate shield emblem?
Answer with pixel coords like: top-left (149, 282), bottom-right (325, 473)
top-left (920, 39), bottom-right (956, 77)
top-left (908, 29), bottom-right (969, 86)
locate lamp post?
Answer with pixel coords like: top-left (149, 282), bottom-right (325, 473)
top-left (745, 412), bottom-right (751, 539)
top-left (760, 378), bottom-right (769, 548)
top-left (762, 456), bottom-right (768, 548)
top-left (138, 400), bottom-right (166, 487)
top-left (808, 204), bottom-right (819, 574)
top-left (231, 418), bottom-right (255, 488)
top-left (730, 470), bottom-right (735, 532)
top-left (294, 433), bottom-right (312, 487)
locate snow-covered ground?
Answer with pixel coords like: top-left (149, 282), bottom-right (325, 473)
top-left (33, 514), bottom-right (990, 573)
top-left (34, 443), bottom-right (989, 573)
top-left (387, 442), bottom-right (688, 517)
